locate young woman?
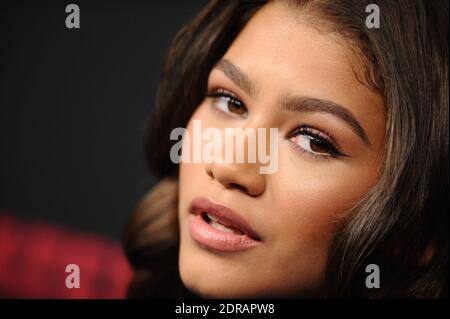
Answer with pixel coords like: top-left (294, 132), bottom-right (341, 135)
top-left (124, 0), bottom-right (448, 298)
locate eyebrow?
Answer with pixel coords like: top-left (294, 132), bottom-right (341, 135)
top-left (214, 59), bottom-right (257, 98)
top-left (282, 96), bottom-right (371, 147)
top-left (213, 59), bottom-right (371, 147)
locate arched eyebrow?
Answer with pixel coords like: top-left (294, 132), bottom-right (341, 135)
top-left (214, 59), bottom-right (257, 98)
top-left (213, 59), bottom-right (371, 147)
top-left (281, 96), bottom-right (372, 147)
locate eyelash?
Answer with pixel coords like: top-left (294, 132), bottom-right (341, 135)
top-left (205, 88), bottom-right (347, 160)
top-left (287, 127), bottom-right (347, 160)
top-left (205, 88), bottom-right (248, 118)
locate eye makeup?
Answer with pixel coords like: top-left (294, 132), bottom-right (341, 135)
top-left (206, 88), bottom-right (248, 118)
top-left (287, 126), bottom-right (348, 160)
top-left (205, 86), bottom-right (349, 161)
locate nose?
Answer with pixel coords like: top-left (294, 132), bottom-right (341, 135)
top-left (202, 118), bottom-right (275, 197)
top-left (205, 130), bottom-right (267, 197)
top-left (205, 161), bottom-right (266, 196)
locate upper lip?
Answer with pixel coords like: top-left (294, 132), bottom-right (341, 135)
top-left (188, 197), bottom-right (261, 241)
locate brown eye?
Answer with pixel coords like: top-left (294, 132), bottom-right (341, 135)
top-left (289, 127), bottom-right (344, 158)
top-left (226, 99), bottom-right (247, 115)
top-left (207, 89), bottom-right (248, 117)
top-left (308, 137), bottom-right (330, 154)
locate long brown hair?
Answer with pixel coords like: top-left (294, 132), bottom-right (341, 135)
top-left (124, 0), bottom-right (448, 298)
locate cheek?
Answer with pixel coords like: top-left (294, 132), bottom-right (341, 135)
top-left (267, 150), bottom-right (379, 263)
top-left (178, 102), bottom-right (226, 203)
top-left (178, 108), bottom-right (212, 227)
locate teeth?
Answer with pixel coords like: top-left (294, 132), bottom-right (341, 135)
top-left (206, 213), bottom-right (243, 235)
top-left (206, 213), bottom-right (219, 223)
top-left (209, 220), bottom-right (237, 234)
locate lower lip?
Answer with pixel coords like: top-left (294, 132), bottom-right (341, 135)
top-left (188, 214), bottom-right (260, 252)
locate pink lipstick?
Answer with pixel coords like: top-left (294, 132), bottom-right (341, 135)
top-left (188, 197), bottom-right (261, 252)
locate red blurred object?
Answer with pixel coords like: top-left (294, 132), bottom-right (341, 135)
top-left (0, 213), bottom-right (132, 298)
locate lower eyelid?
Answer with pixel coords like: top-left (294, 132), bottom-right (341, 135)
top-left (295, 127), bottom-right (346, 155)
top-left (288, 138), bottom-right (337, 161)
top-left (209, 100), bottom-right (240, 119)
top-left (209, 97), bottom-right (248, 120)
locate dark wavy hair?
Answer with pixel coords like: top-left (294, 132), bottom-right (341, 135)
top-left (123, 0), bottom-right (448, 298)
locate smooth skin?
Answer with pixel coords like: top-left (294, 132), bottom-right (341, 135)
top-left (178, 1), bottom-right (385, 298)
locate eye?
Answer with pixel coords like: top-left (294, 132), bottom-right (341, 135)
top-left (288, 127), bottom-right (346, 159)
top-left (206, 88), bottom-right (248, 118)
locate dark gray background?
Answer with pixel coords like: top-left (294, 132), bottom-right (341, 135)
top-left (0, 1), bottom-right (206, 240)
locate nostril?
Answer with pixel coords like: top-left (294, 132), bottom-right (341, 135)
top-left (206, 167), bottom-right (214, 179)
top-left (228, 182), bottom-right (248, 194)
top-left (205, 163), bottom-right (263, 196)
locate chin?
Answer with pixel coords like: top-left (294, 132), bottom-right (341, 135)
top-left (178, 255), bottom-right (263, 299)
top-left (180, 279), bottom-right (265, 299)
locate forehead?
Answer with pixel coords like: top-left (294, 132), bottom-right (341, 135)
top-left (223, 2), bottom-right (365, 100)
top-left (218, 2), bottom-right (384, 147)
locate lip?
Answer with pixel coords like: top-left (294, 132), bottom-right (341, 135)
top-left (188, 197), bottom-right (261, 252)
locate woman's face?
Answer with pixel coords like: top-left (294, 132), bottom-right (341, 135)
top-left (178, 2), bottom-right (385, 298)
